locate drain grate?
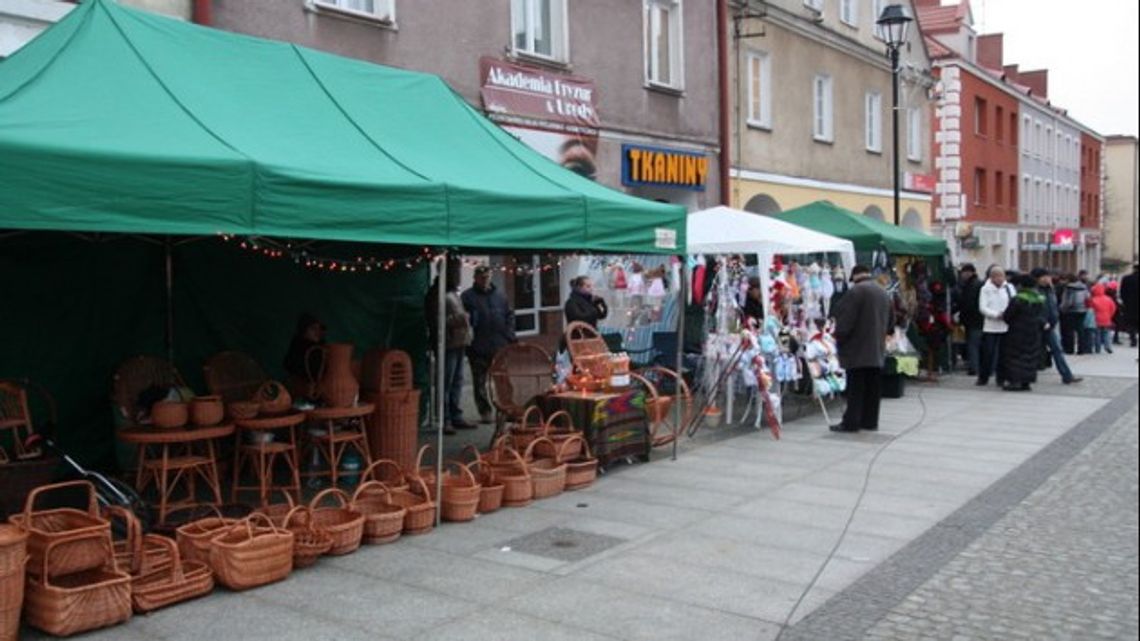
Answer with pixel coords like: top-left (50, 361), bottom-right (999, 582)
top-left (500, 527), bottom-right (627, 562)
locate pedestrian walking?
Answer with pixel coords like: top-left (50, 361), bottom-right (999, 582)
top-left (1001, 275), bottom-right (1046, 392)
top-left (1032, 268), bottom-right (1081, 385)
top-left (977, 266), bottom-right (1015, 387)
top-left (461, 265), bottom-right (516, 425)
top-left (956, 263), bottom-right (984, 376)
top-left (1119, 263), bottom-right (1139, 348)
top-left (830, 265), bottom-right (892, 432)
top-left (1059, 274), bottom-right (1092, 354)
top-left (1088, 283), bottom-right (1117, 354)
top-left (426, 260), bottom-right (475, 435)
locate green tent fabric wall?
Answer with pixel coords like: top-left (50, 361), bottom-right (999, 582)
top-left (775, 201), bottom-right (948, 257)
top-left (0, 0), bottom-right (685, 254)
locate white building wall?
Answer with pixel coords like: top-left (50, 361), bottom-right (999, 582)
top-left (1018, 99), bottom-right (1081, 231)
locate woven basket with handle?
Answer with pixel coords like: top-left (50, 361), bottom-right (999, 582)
top-left (279, 506), bottom-right (332, 568)
top-left (130, 534), bottom-right (214, 613)
top-left (440, 461), bottom-right (481, 523)
top-left (22, 533), bottom-right (131, 637)
top-left (306, 489), bottom-right (365, 556)
top-left (386, 476), bottom-right (435, 535)
top-left (10, 481), bottom-right (111, 579)
top-left (460, 447), bottom-right (504, 515)
top-left (207, 514), bottom-right (293, 591)
top-left (558, 434), bottom-right (598, 490)
top-left (174, 506), bottom-right (239, 568)
top-left (485, 439), bottom-right (533, 508)
top-left (524, 438), bottom-right (568, 500)
top-left (350, 481), bottom-right (406, 545)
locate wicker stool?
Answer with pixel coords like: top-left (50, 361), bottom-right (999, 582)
top-left (232, 414), bottom-right (304, 507)
top-left (302, 404), bottom-right (374, 488)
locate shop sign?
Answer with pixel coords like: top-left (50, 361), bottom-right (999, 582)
top-left (655, 228), bottom-right (678, 250)
top-left (621, 144), bottom-right (708, 191)
top-left (904, 172), bottom-right (937, 193)
top-left (1052, 228), bottom-right (1076, 248)
top-left (479, 57), bottom-right (599, 129)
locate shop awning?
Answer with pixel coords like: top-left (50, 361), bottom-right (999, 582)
top-left (775, 201), bottom-right (947, 257)
top-left (0, 0), bottom-right (684, 254)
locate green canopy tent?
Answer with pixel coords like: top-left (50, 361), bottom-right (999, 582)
top-left (0, 0), bottom-right (685, 477)
top-left (774, 201), bottom-right (947, 257)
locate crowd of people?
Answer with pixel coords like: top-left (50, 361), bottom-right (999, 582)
top-left (955, 262), bottom-right (1139, 392)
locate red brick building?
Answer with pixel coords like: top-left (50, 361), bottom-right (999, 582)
top-left (1080, 132), bottom-right (1105, 261)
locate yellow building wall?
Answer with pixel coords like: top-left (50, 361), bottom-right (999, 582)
top-left (732, 178), bottom-right (932, 232)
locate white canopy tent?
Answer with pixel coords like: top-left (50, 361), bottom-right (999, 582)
top-left (686, 206), bottom-right (857, 311)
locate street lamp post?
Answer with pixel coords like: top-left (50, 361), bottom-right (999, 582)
top-left (877, 4), bottom-right (913, 227)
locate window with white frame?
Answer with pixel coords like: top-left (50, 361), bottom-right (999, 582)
top-left (1044, 180), bottom-right (1052, 216)
top-left (644, 0), bottom-right (684, 89)
top-left (872, 0), bottom-right (886, 39)
top-left (1034, 120), bottom-right (1043, 157)
top-left (312, 0), bottom-right (394, 22)
top-left (512, 0), bottom-right (567, 62)
top-left (746, 51), bottom-right (772, 128)
top-left (1045, 126), bottom-right (1053, 159)
top-left (813, 75), bottom-right (833, 142)
top-left (1023, 176), bottom-right (1031, 214)
top-left (1022, 116), bottom-right (1031, 155)
top-left (507, 254), bottom-right (561, 335)
top-left (907, 106), bottom-right (922, 161)
top-left (865, 92), bottom-right (882, 152)
top-left (841, 0), bottom-right (859, 26)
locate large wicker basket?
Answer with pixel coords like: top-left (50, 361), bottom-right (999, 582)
top-left (524, 438), bottom-right (568, 500)
top-left (440, 461), bottom-right (481, 523)
top-left (531, 410), bottom-right (582, 460)
top-left (359, 459), bottom-right (411, 493)
top-left (350, 481), bottom-right (406, 545)
top-left (22, 535), bottom-right (131, 637)
top-left (307, 489), bottom-right (365, 556)
top-left (9, 481), bottom-right (111, 579)
top-left (175, 508), bottom-right (240, 567)
top-left (559, 435), bottom-right (599, 490)
top-left (459, 446), bottom-right (503, 515)
top-left (279, 507), bottom-right (332, 568)
top-left (508, 406), bottom-right (546, 451)
top-left (130, 535), bottom-right (214, 614)
top-left (0, 524), bottom-right (27, 641)
top-left (362, 388), bottom-right (420, 473)
top-left (386, 476), bottom-right (435, 535)
top-left (485, 441), bottom-right (533, 508)
top-left (104, 506), bottom-right (174, 578)
top-left (207, 514), bottom-right (293, 591)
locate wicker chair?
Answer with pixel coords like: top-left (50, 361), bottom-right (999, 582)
top-left (487, 343), bottom-right (553, 445)
top-left (0, 379), bottom-right (48, 460)
top-left (203, 351), bottom-right (269, 403)
top-left (111, 356), bottom-right (185, 427)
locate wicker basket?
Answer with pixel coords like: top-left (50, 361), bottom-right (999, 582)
top-left (0, 524), bottom-right (27, 641)
top-left (532, 410), bottom-right (581, 460)
top-left (350, 481), bottom-right (406, 545)
top-left (9, 481), bottom-right (111, 579)
top-left (22, 535), bottom-right (131, 637)
top-left (175, 507), bottom-right (239, 567)
top-left (559, 435), bottom-right (599, 491)
top-left (359, 459), bottom-right (411, 493)
top-left (258, 489), bottom-right (297, 528)
top-left (104, 506), bottom-right (173, 578)
top-left (307, 489), bottom-right (365, 556)
top-left (386, 476), bottom-right (435, 535)
top-left (207, 514), bottom-right (294, 591)
top-left (508, 406), bottom-right (546, 451)
top-left (130, 535), bottom-right (214, 613)
top-left (280, 507), bottom-right (332, 568)
top-left (485, 442), bottom-right (532, 508)
top-left (408, 444), bottom-right (445, 500)
top-left (254, 380), bottom-right (292, 415)
top-left (524, 438), bottom-right (568, 500)
top-left (225, 400), bottom-right (260, 421)
top-left (440, 461), bottom-right (481, 523)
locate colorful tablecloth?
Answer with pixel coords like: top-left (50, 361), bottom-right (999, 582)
top-left (538, 389), bottom-right (650, 468)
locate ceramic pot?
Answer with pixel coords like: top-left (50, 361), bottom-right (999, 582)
top-left (189, 396), bottom-right (224, 426)
top-left (311, 343), bottom-right (359, 408)
top-left (152, 401), bottom-right (188, 429)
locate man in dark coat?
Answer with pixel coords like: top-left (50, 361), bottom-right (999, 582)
top-left (1001, 274), bottom-right (1046, 391)
top-left (956, 264), bottom-right (984, 375)
top-left (1120, 263), bottom-right (1140, 348)
top-left (831, 265), bottom-right (893, 432)
top-left (461, 265), bottom-right (516, 424)
top-left (1033, 268), bottom-right (1081, 385)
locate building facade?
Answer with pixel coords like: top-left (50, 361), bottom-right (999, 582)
top-left (729, 0), bottom-right (936, 230)
top-left (1103, 136), bottom-right (1139, 269)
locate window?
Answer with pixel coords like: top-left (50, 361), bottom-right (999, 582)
top-left (1034, 120), bottom-right (1043, 157)
top-left (1010, 112), bottom-right (1018, 146)
top-left (907, 106), bottom-right (922, 161)
top-left (1023, 176), bottom-right (1031, 213)
top-left (995, 171), bottom-right (1004, 206)
top-left (1009, 174), bottom-right (1018, 209)
top-left (1035, 179), bottom-right (1043, 215)
top-left (974, 97), bottom-right (988, 136)
top-left (1055, 184), bottom-right (1062, 218)
top-left (512, 0), bottom-right (567, 62)
top-left (1022, 116), bottom-right (1031, 155)
top-left (746, 51), bottom-right (772, 128)
top-left (995, 106), bottom-right (1004, 142)
top-left (974, 168), bottom-right (986, 205)
top-left (872, 0), bottom-right (886, 39)
top-left (841, 0), bottom-right (859, 26)
top-left (813, 75), bottom-right (833, 142)
top-left (1056, 131), bottom-right (1063, 165)
top-left (645, 0), bottom-right (683, 89)
top-left (1044, 180), bottom-right (1052, 215)
top-left (508, 254), bottom-right (561, 335)
top-left (1045, 126), bottom-right (1053, 159)
top-left (865, 92), bottom-right (882, 152)
top-left (312, 0), bottom-right (394, 22)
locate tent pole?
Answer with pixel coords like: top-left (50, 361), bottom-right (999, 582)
top-left (434, 251), bottom-right (447, 526)
top-left (164, 236), bottom-right (175, 363)
top-left (672, 257), bottom-right (686, 462)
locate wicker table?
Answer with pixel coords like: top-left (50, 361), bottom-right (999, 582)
top-left (119, 424), bottom-right (234, 525)
top-left (537, 389), bottom-right (650, 469)
top-left (232, 412), bottom-right (305, 506)
top-left (303, 403), bottom-right (374, 487)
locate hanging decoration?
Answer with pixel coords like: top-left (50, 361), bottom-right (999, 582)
top-left (219, 234), bottom-right (441, 273)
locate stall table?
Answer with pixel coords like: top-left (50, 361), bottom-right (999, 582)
top-left (537, 388), bottom-right (650, 469)
top-left (232, 412), bottom-right (305, 506)
top-left (119, 423), bottom-right (233, 524)
top-left (303, 403), bottom-right (374, 487)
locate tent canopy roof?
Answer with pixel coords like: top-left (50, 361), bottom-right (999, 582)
top-left (0, 0), bottom-right (683, 254)
top-left (686, 206), bottom-right (856, 267)
top-left (775, 201), bottom-right (947, 257)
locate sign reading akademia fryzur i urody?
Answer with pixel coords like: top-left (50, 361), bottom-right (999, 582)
top-left (621, 145), bottom-right (708, 191)
top-left (480, 57), bottom-right (599, 130)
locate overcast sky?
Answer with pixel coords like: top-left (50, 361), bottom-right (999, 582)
top-left (971, 0), bottom-right (1138, 137)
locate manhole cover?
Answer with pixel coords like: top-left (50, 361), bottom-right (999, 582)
top-left (499, 527), bottom-right (627, 562)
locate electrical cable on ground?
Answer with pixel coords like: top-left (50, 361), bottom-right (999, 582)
top-left (772, 386), bottom-right (930, 641)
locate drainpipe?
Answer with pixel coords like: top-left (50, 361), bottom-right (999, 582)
top-left (193, 0), bottom-right (211, 25)
top-left (717, 0), bottom-right (730, 206)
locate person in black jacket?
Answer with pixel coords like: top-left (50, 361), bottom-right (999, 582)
top-left (1001, 275), bottom-right (1046, 392)
top-left (956, 264), bottom-right (984, 376)
top-left (461, 265), bottom-right (516, 424)
top-left (1033, 268), bottom-right (1081, 385)
top-left (831, 265), bottom-right (893, 432)
top-left (1120, 263), bottom-right (1140, 348)
top-left (564, 276), bottom-right (608, 328)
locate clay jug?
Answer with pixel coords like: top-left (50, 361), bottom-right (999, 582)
top-left (309, 343), bottom-right (358, 408)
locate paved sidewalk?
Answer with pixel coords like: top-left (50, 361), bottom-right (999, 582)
top-left (26, 348), bottom-right (1138, 641)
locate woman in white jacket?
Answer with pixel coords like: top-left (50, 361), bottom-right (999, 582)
top-left (977, 266), bottom-right (1016, 386)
